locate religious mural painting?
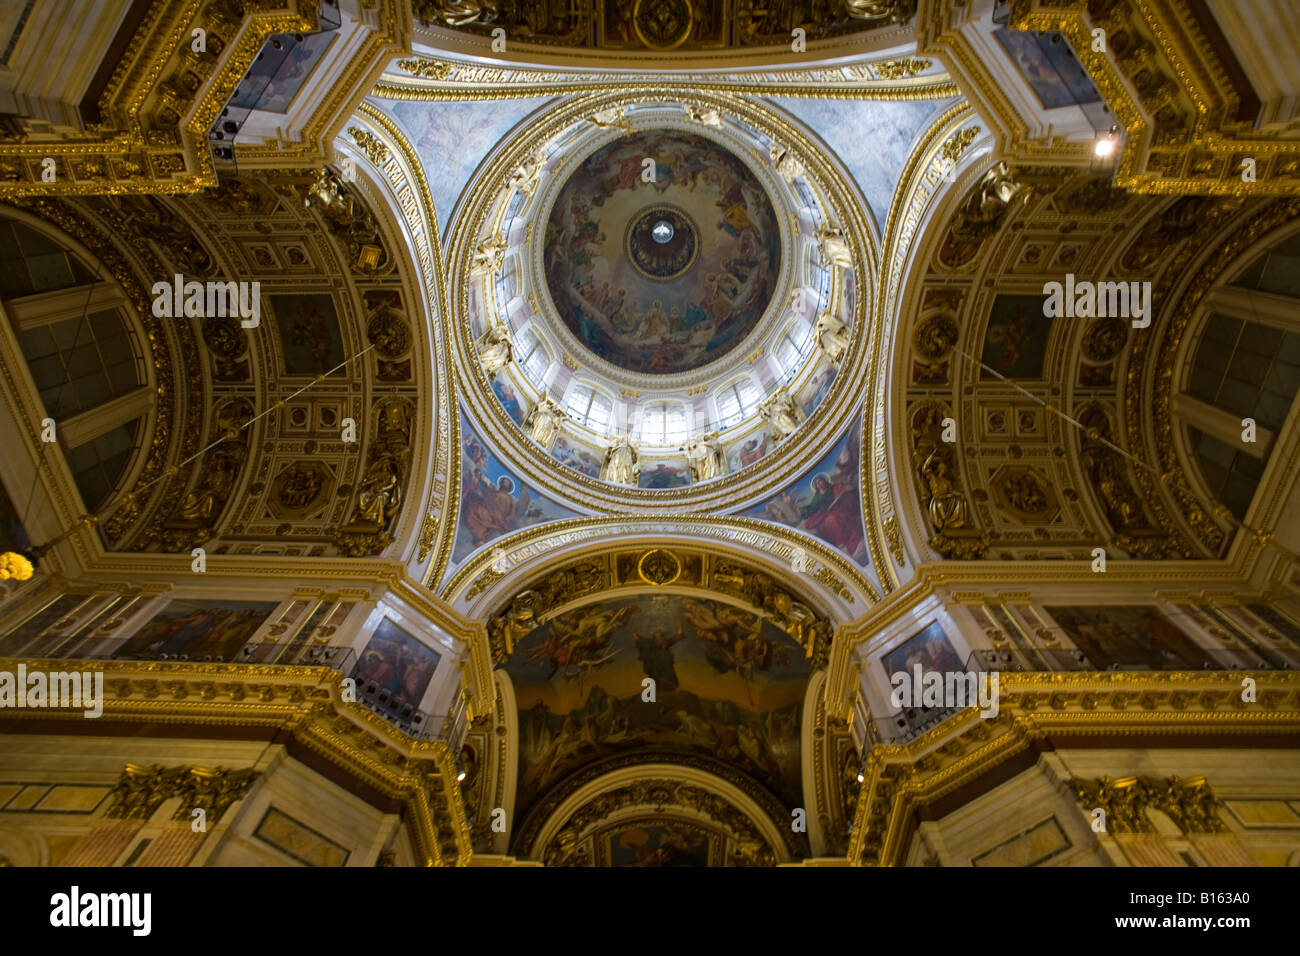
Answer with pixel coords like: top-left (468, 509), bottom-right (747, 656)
top-left (351, 617), bottom-right (440, 714)
top-left (980, 293), bottom-right (1055, 380)
top-left (230, 30), bottom-right (336, 114)
top-left (605, 822), bottom-right (712, 867)
top-left (992, 28), bottom-right (1101, 110)
top-left (452, 412), bottom-right (578, 564)
top-left (388, 97), bottom-right (553, 237)
top-left (543, 130), bottom-right (781, 374)
top-left (551, 434), bottom-right (603, 478)
top-left (742, 424), bottom-right (868, 564)
top-left (506, 594), bottom-right (810, 818)
top-left (270, 293), bottom-right (345, 375)
top-left (491, 378), bottom-right (524, 425)
top-left (727, 430), bottom-right (774, 473)
top-left (638, 460), bottom-right (690, 489)
top-left (800, 365), bottom-right (837, 417)
top-left (117, 599), bottom-right (277, 660)
top-left (880, 620), bottom-right (965, 681)
top-left (1043, 605), bottom-right (1217, 669)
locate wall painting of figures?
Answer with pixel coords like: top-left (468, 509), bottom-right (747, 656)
top-left (505, 594), bottom-right (811, 820)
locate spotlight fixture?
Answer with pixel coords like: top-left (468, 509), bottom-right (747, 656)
top-left (456, 769), bottom-right (467, 782)
top-left (1094, 124), bottom-right (1120, 158)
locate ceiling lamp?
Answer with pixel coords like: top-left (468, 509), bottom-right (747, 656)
top-left (1094, 124), bottom-right (1120, 158)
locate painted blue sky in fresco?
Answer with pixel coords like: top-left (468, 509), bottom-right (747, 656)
top-left (376, 96), bottom-right (556, 239)
top-left (767, 96), bottom-right (956, 234)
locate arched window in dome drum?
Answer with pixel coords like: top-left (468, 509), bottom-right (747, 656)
top-left (563, 383), bottom-right (613, 434)
top-left (640, 402), bottom-right (688, 445)
top-left (775, 321), bottom-right (813, 382)
top-left (514, 328), bottom-right (548, 381)
top-left (716, 376), bottom-right (760, 428)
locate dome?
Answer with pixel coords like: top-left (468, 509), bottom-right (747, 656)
top-left (452, 96), bottom-right (870, 502)
top-left (542, 129), bottom-right (782, 375)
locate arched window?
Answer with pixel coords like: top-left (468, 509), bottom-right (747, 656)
top-left (514, 328), bottom-right (549, 382)
top-left (1176, 232), bottom-right (1300, 520)
top-left (563, 382), bottom-right (614, 433)
top-left (774, 320), bottom-right (813, 379)
top-left (1, 217), bottom-right (149, 512)
top-left (716, 375), bottom-right (760, 428)
top-left (640, 402), bottom-right (689, 446)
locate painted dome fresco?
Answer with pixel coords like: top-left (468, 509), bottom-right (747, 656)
top-left (542, 130), bottom-right (781, 375)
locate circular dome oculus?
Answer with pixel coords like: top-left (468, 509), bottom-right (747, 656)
top-left (542, 129), bottom-right (781, 376)
top-left (627, 206), bottom-right (697, 280)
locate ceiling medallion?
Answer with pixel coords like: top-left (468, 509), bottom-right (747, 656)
top-left (632, 0), bottom-right (694, 50)
top-left (626, 205), bottom-right (698, 281)
top-left (637, 548), bottom-right (682, 586)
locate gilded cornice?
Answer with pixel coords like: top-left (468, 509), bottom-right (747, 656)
top-left (438, 514), bottom-right (879, 612)
top-left (0, 3), bottom-right (320, 196)
top-left (0, 657), bottom-right (472, 865)
top-left (821, 557), bottom-right (1260, 724)
top-left (348, 102), bottom-right (461, 587)
top-left (868, 101), bottom-right (979, 583)
top-left (372, 59), bottom-right (959, 101)
top-left (848, 670), bottom-right (1300, 865)
top-left (1009, 0), bottom-right (1300, 195)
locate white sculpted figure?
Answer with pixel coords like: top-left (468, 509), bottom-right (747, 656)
top-left (760, 387), bottom-right (802, 442)
top-left (770, 144), bottom-right (804, 183)
top-left (685, 105), bottom-right (724, 128)
top-left (508, 150), bottom-right (546, 196)
top-left (815, 224), bottom-right (853, 270)
top-left (588, 107), bottom-right (632, 134)
top-left (601, 434), bottom-right (640, 485)
top-left (475, 323), bottom-right (513, 376)
top-left (815, 312), bottom-right (851, 363)
top-left (470, 234), bottom-right (508, 277)
top-left (683, 432), bottom-right (726, 483)
top-left (523, 396), bottom-right (566, 451)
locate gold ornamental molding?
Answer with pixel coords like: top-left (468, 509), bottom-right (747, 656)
top-left (480, 547), bottom-right (838, 668)
top-left (0, 657), bottom-right (472, 866)
top-left (0, 2), bottom-right (319, 196)
top-left (374, 57), bottom-right (959, 101)
top-left (438, 515), bottom-right (880, 614)
top-left (347, 102), bottom-right (460, 587)
top-left (820, 558), bottom-right (1261, 724)
top-left (1007, 0), bottom-right (1300, 196)
top-left (868, 101), bottom-right (982, 583)
top-left (848, 670), bottom-right (1300, 866)
top-left (0, 1), bottom-right (412, 195)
